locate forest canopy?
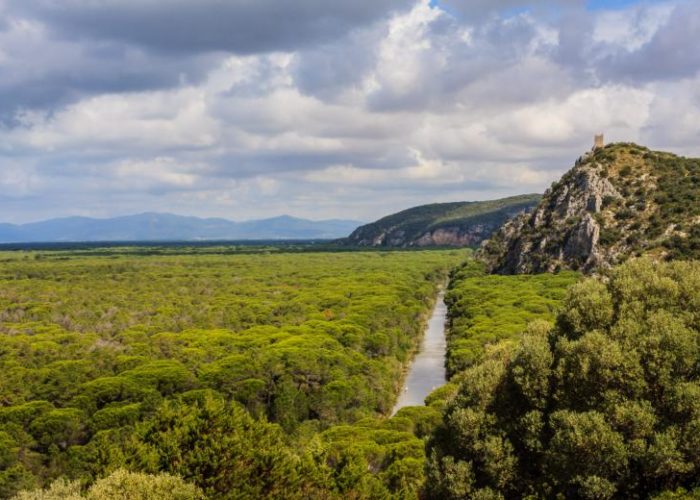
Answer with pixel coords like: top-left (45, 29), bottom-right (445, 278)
top-left (427, 259), bottom-right (700, 499)
top-left (4, 246), bottom-right (700, 499)
top-left (0, 250), bottom-right (463, 497)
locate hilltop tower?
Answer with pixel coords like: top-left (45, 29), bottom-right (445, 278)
top-left (593, 134), bottom-right (605, 150)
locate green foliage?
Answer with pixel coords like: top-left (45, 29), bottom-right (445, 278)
top-left (427, 259), bottom-right (700, 499)
top-left (13, 469), bottom-right (202, 500)
top-left (481, 143), bottom-right (700, 274)
top-left (112, 393), bottom-right (330, 498)
top-left (85, 469), bottom-right (202, 499)
top-left (666, 224), bottom-right (700, 260)
top-left (588, 145), bottom-right (700, 262)
top-left (12, 479), bottom-right (82, 500)
top-left (444, 261), bottom-right (579, 374)
top-left (0, 249), bottom-right (463, 496)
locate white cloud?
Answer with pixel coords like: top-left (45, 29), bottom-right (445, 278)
top-left (114, 157), bottom-right (201, 189)
top-left (0, 0), bottom-right (697, 223)
top-left (9, 88), bottom-right (219, 152)
top-left (593, 3), bottom-right (674, 51)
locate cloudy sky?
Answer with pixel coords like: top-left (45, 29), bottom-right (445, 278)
top-left (0, 0), bottom-right (698, 223)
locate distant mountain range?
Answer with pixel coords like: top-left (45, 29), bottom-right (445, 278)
top-left (341, 195), bottom-right (541, 248)
top-left (0, 213), bottom-right (363, 243)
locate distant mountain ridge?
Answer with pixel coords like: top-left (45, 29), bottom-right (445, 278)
top-left (479, 143), bottom-right (700, 274)
top-left (340, 195), bottom-right (541, 248)
top-left (0, 213), bottom-right (363, 243)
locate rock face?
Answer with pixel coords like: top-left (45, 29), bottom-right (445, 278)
top-left (482, 161), bottom-right (621, 273)
top-left (479, 143), bottom-right (700, 273)
top-left (415, 227), bottom-right (488, 246)
top-left (342, 195), bottom-right (541, 248)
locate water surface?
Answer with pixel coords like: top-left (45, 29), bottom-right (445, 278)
top-left (392, 291), bottom-right (448, 415)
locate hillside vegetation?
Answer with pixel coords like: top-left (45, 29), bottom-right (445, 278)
top-left (427, 259), bottom-right (700, 499)
top-left (343, 195), bottom-right (540, 248)
top-left (481, 144), bottom-right (700, 273)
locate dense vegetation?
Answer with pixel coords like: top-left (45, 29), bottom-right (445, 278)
top-left (5, 238), bottom-right (699, 498)
top-left (343, 195), bottom-right (540, 248)
top-left (0, 250), bottom-right (463, 497)
top-left (308, 261), bottom-right (582, 498)
top-left (445, 261), bottom-right (579, 375)
top-left (595, 144), bottom-right (700, 260)
top-left (14, 470), bottom-right (202, 499)
top-left (427, 259), bottom-right (700, 499)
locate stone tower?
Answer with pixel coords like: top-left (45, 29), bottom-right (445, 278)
top-left (593, 134), bottom-right (605, 150)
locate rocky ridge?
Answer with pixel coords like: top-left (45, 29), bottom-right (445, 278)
top-left (479, 143), bottom-right (700, 273)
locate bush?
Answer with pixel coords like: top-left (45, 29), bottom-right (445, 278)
top-left (116, 393), bottom-right (332, 498)
top-left (12, 470), bottom-right (202, 500)
top-left (427, 259), bottom-right (700, 498)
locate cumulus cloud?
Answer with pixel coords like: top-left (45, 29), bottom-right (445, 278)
top-left (10, 0), bottom-right (414, 54)
top-left (0, 15), bottom-right (221, 119)
top-left (0, 0), bottom-right (698, 224)
top-left (597, 2), bottom-right (700, 83)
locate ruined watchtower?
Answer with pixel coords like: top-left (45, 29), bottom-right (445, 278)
top-left (593, 134), bottom-right (605, 150)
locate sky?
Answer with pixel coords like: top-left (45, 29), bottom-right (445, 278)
top-left (0, 0), bottom-right (699, 223)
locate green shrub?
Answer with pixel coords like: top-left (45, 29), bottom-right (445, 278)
top-left (12, 470), bottom-right (202, 500)
top-left (427, 259), bottom-right (700, 498)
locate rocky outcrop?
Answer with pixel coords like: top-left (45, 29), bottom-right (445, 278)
top-left (414, 227), bottom-right (489, 247)
top-left (481, 160), bottom-right (621, 273)
top-left (352, 222), bottom-right (498, 248)
top-left (479, 143), bottom-right (700, 273)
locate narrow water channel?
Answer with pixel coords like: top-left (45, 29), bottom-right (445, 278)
top-left (392, 290), bottom-right (448, 415)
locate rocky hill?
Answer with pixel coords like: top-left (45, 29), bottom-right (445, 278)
top-left (341, 195), bottom-right (540, 247)
top-left (480, 143), bottom-right (700, 274)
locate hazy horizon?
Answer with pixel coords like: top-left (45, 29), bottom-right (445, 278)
top-left (0, 211), bottom-right (365, 226)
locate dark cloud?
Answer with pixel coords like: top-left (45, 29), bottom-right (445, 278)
top-left (0, 45), bottom-right (219, 120)
top-left (1, 0), bottom-right (412, 116)
top-left (0, 16), bottom-right (222, 119)
top-left (292, 24), bottom-right (385, 99)
top-left (12, 0), bottom-right (414, 54)
top-left (551, 7), bottom-right (595, 73)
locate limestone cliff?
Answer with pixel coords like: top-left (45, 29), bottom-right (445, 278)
top-left (480, 143), bottom-right (700, 273)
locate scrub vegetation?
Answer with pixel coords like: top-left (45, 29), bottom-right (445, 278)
top-left (428, 259), bottom-right (700, 499)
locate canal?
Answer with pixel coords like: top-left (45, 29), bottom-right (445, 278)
top-left (392, 290), bottom-right (448, 415)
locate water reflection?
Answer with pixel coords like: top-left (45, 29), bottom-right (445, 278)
top-left (392, 291), bottom-right (447, 415)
